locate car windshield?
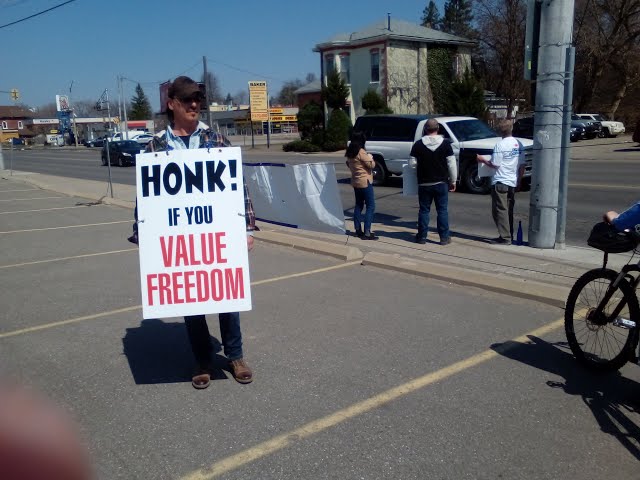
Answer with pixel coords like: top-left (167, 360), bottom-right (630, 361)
top-left (592, 114), bottom-right (605, 121)
top-left (446, 119), bottom-right (498, 141)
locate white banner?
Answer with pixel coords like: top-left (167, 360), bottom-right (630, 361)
top-left (244, 162), bottom-right (345, 235)
top-left (56, 95), bottom-right (70, 112)
top-left (136, 147), bottom-right (252, 319)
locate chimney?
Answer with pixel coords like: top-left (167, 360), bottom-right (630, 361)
top-left (387, 12), bottom-right (391, 31)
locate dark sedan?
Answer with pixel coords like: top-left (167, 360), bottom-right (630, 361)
top-left (513, 116), bottom-right (582, 142)
top-left (101, 140), bottom-right (143, 167)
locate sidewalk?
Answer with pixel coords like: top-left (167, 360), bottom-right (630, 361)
top-left (4, 170), bottom-right (631, 308)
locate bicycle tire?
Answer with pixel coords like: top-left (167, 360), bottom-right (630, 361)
top-left (565, 268), bottom-right (640, 372)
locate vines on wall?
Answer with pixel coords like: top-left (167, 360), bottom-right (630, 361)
top-left (427, 47), bottom-right (454, 113)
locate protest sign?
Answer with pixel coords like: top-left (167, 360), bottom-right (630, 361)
top-left (135, 147), bottom-right (252, 319)
top-left (244, 162), bottom-right (345, 235)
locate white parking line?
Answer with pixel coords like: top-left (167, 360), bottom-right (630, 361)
top-left (0, 196), bottom-right (63, 202)
top-left (0, 205), bottom-right (104, 215)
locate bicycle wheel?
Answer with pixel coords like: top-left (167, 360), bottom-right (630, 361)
top-left (565, 268), bottom-right (640, 372)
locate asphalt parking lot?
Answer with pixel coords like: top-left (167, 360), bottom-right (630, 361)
top-left (1, 175), bottom-right (640, 480)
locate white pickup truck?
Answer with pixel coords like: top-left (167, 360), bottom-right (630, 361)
top-left (576, 114), bottom-right (625, 138)
top-left (353, 115), bottom-right (533, 194)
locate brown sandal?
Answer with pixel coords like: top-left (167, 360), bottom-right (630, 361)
top-left (229, 358), bottom-right (253, 384)
top-left (192, 369), bottom-right (211, 389)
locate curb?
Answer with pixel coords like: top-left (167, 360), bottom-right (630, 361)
top-left (255, 230), bottom-right (363, 262)
top-left (363, 251), bottom-right (569, 308)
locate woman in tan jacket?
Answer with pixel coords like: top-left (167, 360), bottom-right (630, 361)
top-left (345, 132), bottom-right (378, 240)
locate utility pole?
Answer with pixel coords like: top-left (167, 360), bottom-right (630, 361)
top-left (69, 81), bottom-right (79, 147)
top-left (528, 0), bottom-right (576, 248)
top-left (121, 77), bottom-right (129, 139)
top-left (203, 56), bottom-right (214, 129)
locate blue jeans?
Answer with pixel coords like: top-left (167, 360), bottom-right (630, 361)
top-left (353, 184), bottom-right (376, 233)
top-left (417, 183), bottom-right (450, 240)
top-left (184, 312), bottom-right (243, 366)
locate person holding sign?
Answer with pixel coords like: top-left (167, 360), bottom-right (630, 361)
top-left (132, 76), bottom-right (256, 389)
top-left (475, 120), bottom-right (525, 245)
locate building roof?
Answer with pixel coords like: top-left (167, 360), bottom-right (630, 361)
top-left (294, 80), bottom-right (322, 95)
top-left (314, 17), bottom-right (475, 51)
top-left (0, 106), bottom-right (34, 118)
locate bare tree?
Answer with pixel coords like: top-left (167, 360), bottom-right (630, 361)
top-left (201, 71), bottom-right (223, 104)
top-left (475, 0), bottom-right (528, 117)
top-left (573, 0), bottom-right (640, 113)
top-left (232, 89), bottom-right (248, 105)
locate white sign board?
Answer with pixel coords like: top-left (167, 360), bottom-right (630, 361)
top-left (136, 147), bottom-right (252, 319)
top-left (244, 162), bottom-right (345, 235)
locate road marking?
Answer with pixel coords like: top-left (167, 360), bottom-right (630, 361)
top-left (0, 188), bottom-right (40, 192)
top-left (0, 205), bottom-right (104, 215)
top-left (251, 260), bottom-right (362, 285)
top-left (0, 248), bottom-right (138, 269)
top-left (0, 196), bottom-right (63, 202)
top-left (180, 318), bottom-right (565, 480)
top-left (568, 182), bottom-right (638, 190)
top-left (0, 220), bottom-right (130, 234)
top-left (0, 261), bottom-right (360, 338)
top-left (0, 306), bottom-right (142, 339)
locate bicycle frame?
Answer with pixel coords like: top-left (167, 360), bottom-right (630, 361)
top-left (592, 251), bottom-right (640, 324)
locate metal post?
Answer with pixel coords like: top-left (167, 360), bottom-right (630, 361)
top-left (0, 126), bottom-right (4, 170)
top-left (122, 78), bottom-right (129, 140)
top-left (527, 0), bottom-right (576, 248)
top-left (203, 56), bottom-right (214, 129)
top-left (555, 46), bottom-right (575, 249)
top-left (105, 89), bottom-right (114, 198)
top-left (116, 77), bottom-right (122, 140)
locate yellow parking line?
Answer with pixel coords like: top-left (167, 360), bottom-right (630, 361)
top-left (0, 196), bottom-right (63, 202)
top-left (0, 306), bottom-right (142, 339)
top-left (0, 205), bottom-right (100, 215)
top-left (0, 188), bottom-right (40, 192)
top-left (0, 261), bottom-right (360, 338)
top-left (0, 220), bottom-right (130, 234)
top-left (0, 248), bottom-right (138, 269)
top-left (568, 182), bottom-right (638, 190)
top-left (180, 318), bottom-right (565, 480)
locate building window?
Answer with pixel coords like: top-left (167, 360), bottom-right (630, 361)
top-left (1, 121), bottom-right (7, 129)
top-left (370, 50), bottom-right (380, 83)
top-left (339, 54), bottom-right (350, 84)
top-left (18, 121), bottom-right (23, 129)
top-left (325, 55), bottom-right (335, 78)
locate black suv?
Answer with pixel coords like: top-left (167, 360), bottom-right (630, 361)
top-left (571, 114), bottom-right (601, 139)
top-left (101, 140), bottom-right (142, 167)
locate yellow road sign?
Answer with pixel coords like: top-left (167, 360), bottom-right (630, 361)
top-left (248, 81), bottom-right (269, 122)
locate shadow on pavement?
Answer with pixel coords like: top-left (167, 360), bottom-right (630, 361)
top-left (122, 319), bottom-right (228, 385)
top-left (492, 335), bottom-right (640, 460)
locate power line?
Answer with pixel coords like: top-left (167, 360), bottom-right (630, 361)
top-left (0, 0), bottom-right (76, 30)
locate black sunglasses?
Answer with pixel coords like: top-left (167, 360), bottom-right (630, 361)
top-left (178, 93), bottom-right (204, 104)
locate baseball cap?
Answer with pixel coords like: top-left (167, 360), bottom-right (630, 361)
top-left (168, 76), bottom-right (204, 101)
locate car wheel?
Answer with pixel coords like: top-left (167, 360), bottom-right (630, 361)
top-left (462, 163), bottom-right (491, 194)
top-left (602, 127), bottom-right (611, 138)
top-left (118, 155), bottom-right (124, 167)
top-left (371, 157), bottom-right (388, 186)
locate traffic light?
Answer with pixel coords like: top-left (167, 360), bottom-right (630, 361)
top-left (10, 89), bottom-right (19, 101)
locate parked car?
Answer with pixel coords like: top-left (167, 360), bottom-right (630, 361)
top-left (7, 137), bottom-right (25, 146)
top-left (571, 114), bottom-right (601, 139)
top-left (101, 140), bottom-right (142, 167)
top-left (131, 133), bottom-right (154, 146)
top-left (84, 137), bottom-right (105, 148)
top-left (576, 113), bottom-right (625, 138)
top-left (353, 114), bottom-right (533, 194)
top-left (513, 116), bottom-right (582, 142)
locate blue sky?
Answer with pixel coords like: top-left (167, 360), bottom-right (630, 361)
top-left (0, 0), bottom-right (440, 113)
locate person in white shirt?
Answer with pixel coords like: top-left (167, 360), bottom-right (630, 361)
top-left (476, 119), bottom-right (525, 245)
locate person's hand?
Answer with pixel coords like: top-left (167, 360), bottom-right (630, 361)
top-left (247, 234), bottom-right (254, 251)
top-left (476, 153), bottom-right (484, 163)
top-left (515, 183), bottom-right (521, 193)
top-left (603, 211), bottom-right (619, 224)
top-left (449, 183), bottom-right (456, 192)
